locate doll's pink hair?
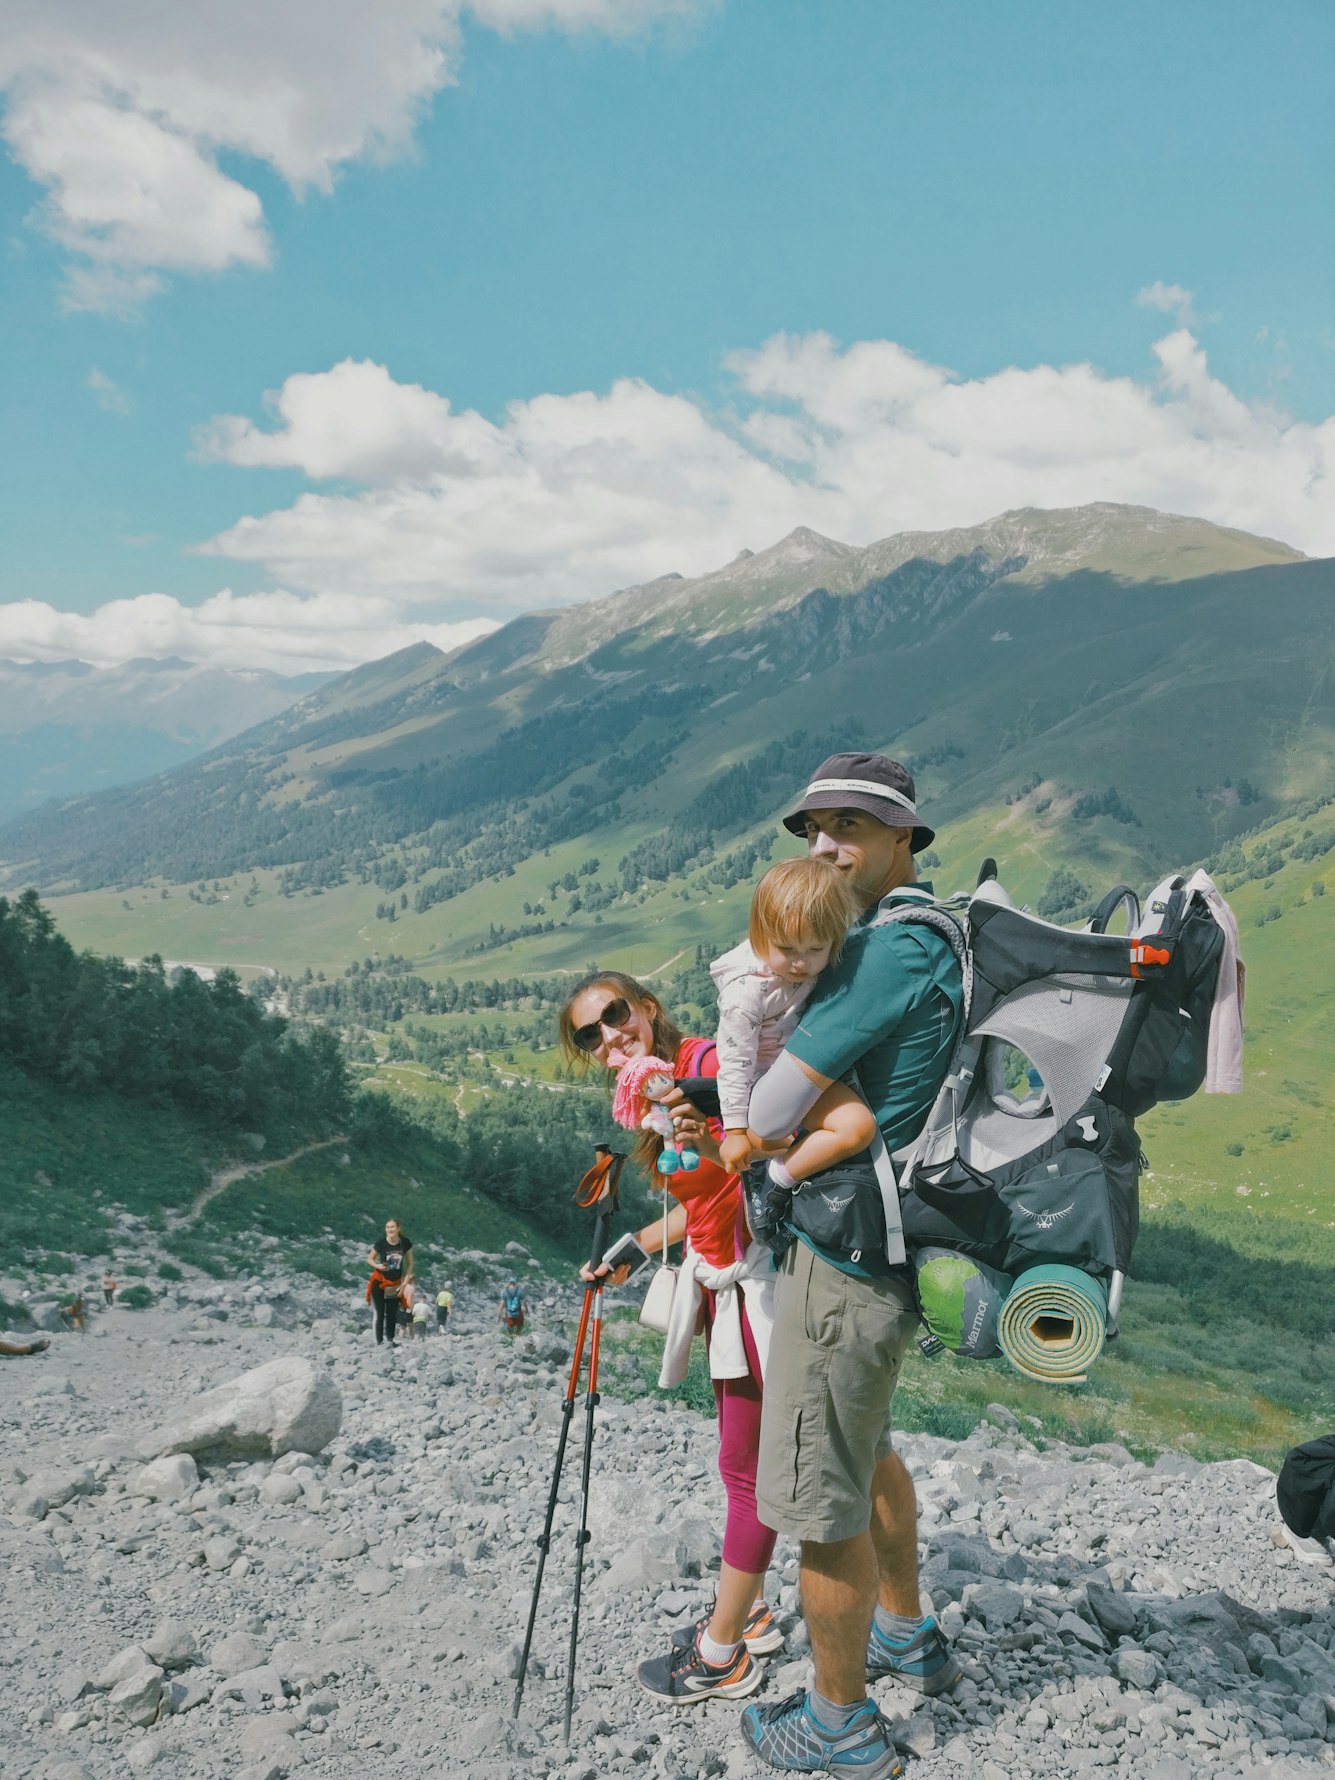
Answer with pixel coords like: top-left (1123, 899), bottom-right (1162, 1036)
top-left (611, 1054), bottom-right (675, 1129)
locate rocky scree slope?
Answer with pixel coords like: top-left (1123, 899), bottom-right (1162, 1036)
top-left (1, 1256), bottom-right (1333, 1780)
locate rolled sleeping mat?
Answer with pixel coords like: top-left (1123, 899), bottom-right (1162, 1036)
top-left (915, 1247), bottom-right (1013, 1358)
top-left (997, 1264), bottom-right (1108, 1384)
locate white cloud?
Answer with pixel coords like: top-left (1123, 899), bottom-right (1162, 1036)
top-left (0, 588), bottom-right (498, 674)
top-left (192, 325), bottom-right (1335, 623)
top-left (11, 314), bottom-right (1333, 677)
top-left (196, 366), bottom-right (801, 610)
top-left (7, 82), bottom-right (271, 300)
top-left (87, 366), bottom-right (130, 413)
top-left (194, 359), bottom-right (485, 483)
top-left (0, 1), bottom-right (707, 309)
top-left (1135, 281), bottom-right (1197, 326)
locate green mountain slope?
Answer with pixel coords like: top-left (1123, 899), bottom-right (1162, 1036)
top-left (3, 503), bottom-right (1327, 995)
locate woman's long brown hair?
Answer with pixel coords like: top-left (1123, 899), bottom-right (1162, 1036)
top-left (557, 969), bottom-right (685, 1174)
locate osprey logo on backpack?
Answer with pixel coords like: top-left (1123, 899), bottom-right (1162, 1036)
top-left (1015, 1201), bottom-right (1075, 1231)
top-left (820, 1190), bottom-right (854, 1213)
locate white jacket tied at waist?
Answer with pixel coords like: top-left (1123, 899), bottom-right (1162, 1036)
top-left (657, 1241), bottom-right (775, 1391)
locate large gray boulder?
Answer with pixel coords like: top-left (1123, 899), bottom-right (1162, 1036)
top-left (142, 1356), bottom-right (342, 1461)
top-left (131, 1454), bottom-right (199, 1502)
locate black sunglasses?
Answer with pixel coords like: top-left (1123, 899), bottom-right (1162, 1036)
top-left (572, 996), bottom-right (633, 1053)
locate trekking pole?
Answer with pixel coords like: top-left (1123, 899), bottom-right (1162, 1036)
top-left (512, 1276), bottom-right (595, 1719)
top-left (512, 1148), bottom-right (623, 1725)
top-left (565, 1270), bottom-right (604, 1741)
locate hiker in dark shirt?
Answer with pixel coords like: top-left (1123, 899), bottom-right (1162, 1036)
top-left (366, 1218), bottom-right (413, 1345)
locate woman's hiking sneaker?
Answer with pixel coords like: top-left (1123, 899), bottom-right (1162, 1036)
top-left (1278, 1523), bottom-right (1335, 1568)
top-left (740, 1691), bottom-right (904, 1777)
top-left (671, 1599), bottom-right (785, 1657)
top-left (637, 1632), bottom-right (762, 1703)
top-left (865, 1613), bottom-right (960, 1694)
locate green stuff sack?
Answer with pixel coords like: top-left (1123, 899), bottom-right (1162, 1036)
top-left (997, 1264), bottom-right (1107, 1383)
top-left (915, 1247), bottom-right (1013, 1358)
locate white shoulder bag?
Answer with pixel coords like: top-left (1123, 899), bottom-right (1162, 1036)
top-left (638, 1203), bottom-right (678, 1335)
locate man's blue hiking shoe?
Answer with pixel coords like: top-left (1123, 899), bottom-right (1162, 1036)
top-left (740, 1690), bottom-right (905, 1776)
top-left (865, 1614), bottom-right (960, 1695)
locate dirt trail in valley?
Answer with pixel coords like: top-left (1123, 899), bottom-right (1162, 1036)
top-left (171, 1136), bottom-right (347, 1229)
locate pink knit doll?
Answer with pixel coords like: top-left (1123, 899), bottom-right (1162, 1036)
top-left (611, 1055), bottom-right (700, 1175)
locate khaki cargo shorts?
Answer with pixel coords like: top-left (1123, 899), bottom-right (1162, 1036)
top-left (756, 1240), bottom-right (919, 1544)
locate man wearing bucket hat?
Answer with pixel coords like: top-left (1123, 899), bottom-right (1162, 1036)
top-left (737, 752), bottom-right (965, 1779)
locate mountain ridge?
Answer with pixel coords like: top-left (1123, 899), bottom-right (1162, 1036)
top-left (2, 506), bottom-right (1330, 986)
top-left (529, 501), bottom-right (1306, 669)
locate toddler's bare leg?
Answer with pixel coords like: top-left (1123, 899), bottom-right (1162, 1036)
top-left (782, 1081), bottom-right (877, 1181)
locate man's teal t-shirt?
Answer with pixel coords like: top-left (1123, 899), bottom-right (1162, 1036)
top-left (784, 882), bottom-right (964, 1277)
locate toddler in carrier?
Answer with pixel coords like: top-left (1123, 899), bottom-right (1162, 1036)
top-left (712, 857), bottom-right (876, 1188)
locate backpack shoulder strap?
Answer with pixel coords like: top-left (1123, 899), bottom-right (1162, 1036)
top-left (853, 891), bottom-right (974, 1271)
top-left (677, 1035), bottom-right (717, 1076)
top-left (864, 891), bottom-right (974, 1025)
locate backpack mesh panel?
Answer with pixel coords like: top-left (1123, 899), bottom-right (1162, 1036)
top-left (962, 1098), bottom-right (1060, 1174)
top-left (972, 973), bottom-right (1134, 1129)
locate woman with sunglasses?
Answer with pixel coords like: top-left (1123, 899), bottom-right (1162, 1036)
top-left (558, 971), bottom-right (781, 1704)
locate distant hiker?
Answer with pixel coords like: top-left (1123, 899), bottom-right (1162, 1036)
top-left (499, 1281), bottom-right (526, 1334)
top-left (740, 753), bottom-right (963, 1775)
top-left (711, 856), bottom-right (870, 1178)
top-left (411, 1293), bottom-right (430, 1340)
top-left (436, 1286), bottom-right (453, 1332)
top-left (559, 971), bottom-right (780, 1705)
top-left (1276, 1435), bottom-right (1335, 1567)
top-left (60, 1294), bottom-right (86, 1334)
top-left (101, 1271), bottom-right (117, 1307)
top-left (366, 1217), bottom-right (413, 1346)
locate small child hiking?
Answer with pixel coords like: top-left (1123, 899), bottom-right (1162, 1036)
top-left (435, 1286), bottom-right (453, 1332)
top-left (499, 1280), bottom-right (526, 1334)
top-left (711, 857), bottom-right (875, 1184)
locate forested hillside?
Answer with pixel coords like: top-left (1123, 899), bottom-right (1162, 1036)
top-left (0, 894), bottom-right (653, 1273)
top-left (0, 889), bottom-right (347, 1138)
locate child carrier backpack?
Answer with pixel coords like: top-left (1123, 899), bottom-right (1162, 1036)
top-left (872, 862), bottom-right (1240, 1381)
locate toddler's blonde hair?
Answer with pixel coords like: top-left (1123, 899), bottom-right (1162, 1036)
top-left (748, 856), bottom-right (860, 961)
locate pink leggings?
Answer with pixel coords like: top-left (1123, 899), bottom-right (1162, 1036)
top-left (707, 1297), bottom-right (778, 1577)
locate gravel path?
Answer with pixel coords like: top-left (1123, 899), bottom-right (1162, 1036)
top-left (1, 1257), bottom-right (1332, 1780)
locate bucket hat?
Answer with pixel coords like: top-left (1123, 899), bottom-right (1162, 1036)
top-left (781, 751), bottom-right (935, 854)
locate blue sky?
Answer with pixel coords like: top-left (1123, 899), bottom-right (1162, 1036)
top-left (1, 0), bottom-right (1331, 671)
